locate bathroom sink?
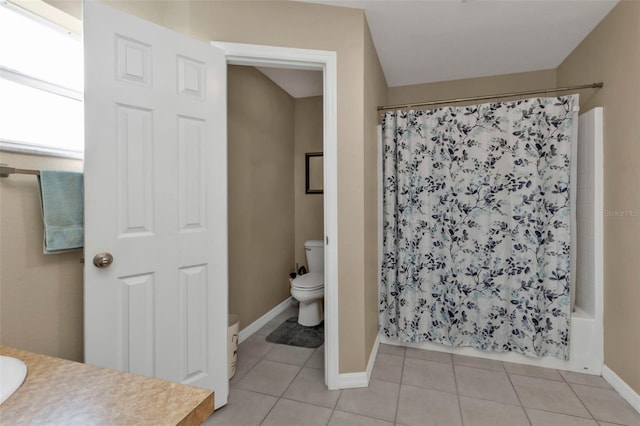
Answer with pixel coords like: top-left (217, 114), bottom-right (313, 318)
top-left (0, 356), bottom-right (27, 405)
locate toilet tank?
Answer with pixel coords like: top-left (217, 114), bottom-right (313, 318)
top-left (304, 240), bottom-right (324, 273)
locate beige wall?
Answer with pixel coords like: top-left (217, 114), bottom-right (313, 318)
top-left (294, 96), bottom-right (324, 269)
top-left (557, 1), bottom-right (640, 393)
top-left (42, 0), bottom-right (81, 19)
top-left (0, 152), bottom-right (84, 362)
top-left (184, 0), bottom-right (369, 374)
top-left (363, 20), bottom-right (387, 364)
top-left (387, 69), bottom-right (556, 106)
top-left (228, 65), bottom-right (295, 330)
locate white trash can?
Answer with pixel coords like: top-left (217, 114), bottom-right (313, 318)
top-left (228, 314), bottom-right (239, 379)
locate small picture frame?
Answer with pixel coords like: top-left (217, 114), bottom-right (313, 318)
top-left (305, 152), bottom-right (323, 194)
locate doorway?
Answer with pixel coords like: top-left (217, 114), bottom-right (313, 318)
top-left (227, 63), bottom-right (323, 342)
top-left (214, 42), bottom-right (339, 390)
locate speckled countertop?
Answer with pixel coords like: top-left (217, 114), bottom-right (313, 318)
top-left (0, 346), bottom-right (214, 425)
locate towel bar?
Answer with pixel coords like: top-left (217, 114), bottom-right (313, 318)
top-left (0, 164), bottom-right (40, 177)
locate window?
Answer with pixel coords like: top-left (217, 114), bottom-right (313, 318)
top-left (0, 1), bottom-right (83, 158)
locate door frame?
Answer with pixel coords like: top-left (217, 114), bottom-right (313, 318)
top-left (212, 42), bottom-right (339, 390)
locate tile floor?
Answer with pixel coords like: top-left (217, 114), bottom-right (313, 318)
top-left (204, 304), bottom-right (639, 426)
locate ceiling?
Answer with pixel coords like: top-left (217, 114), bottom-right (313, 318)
top-left (259, 0), bottom-right (617, 96)
top-left (256, 67), bottom-right (323, 98)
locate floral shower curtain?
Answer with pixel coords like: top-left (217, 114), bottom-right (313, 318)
top-left (380, 95), bottom-right (578, 360)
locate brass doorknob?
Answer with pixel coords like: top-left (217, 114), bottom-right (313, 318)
top-left (93, 252), bottom-right (114, 268)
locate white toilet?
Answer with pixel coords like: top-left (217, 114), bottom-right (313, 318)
top-left (291, 240), bottom-right (324, 326)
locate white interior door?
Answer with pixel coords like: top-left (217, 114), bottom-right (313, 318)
top-left (83, 0), bottom-right (228, 407)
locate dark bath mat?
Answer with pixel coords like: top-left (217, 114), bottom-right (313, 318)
top-left (266, 316), bottom-right (324, 348)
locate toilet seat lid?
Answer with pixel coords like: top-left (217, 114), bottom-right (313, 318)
top-left (292, 272), bottom-right (324, 290)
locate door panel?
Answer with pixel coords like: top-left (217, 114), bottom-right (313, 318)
top-left (120, 273), bottom-right (155, 376)
top-left (179, 264), bottom-right (208, 383)
top-left (116, 104), bottom-right (154, 236)
top-left (178, 116), bottom-right (207, 231)
top-left (84, 0), bottom-right (228, 408)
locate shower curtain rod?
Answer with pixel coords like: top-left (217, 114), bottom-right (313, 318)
top-left (377, 82), bottom-right (604, 111)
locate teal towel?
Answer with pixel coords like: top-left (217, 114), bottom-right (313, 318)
top-left (38, 170), bottom-right (84, 252)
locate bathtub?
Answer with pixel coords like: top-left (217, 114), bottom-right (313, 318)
top-left (381, 305), bottom-right (603, 375)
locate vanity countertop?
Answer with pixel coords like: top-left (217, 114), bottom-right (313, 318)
top-left (0, 345), bottom-right (214, 425)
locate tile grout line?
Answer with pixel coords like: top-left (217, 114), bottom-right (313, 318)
top-left (399, 380), bottom-right (534, 409)
top-left (452, 363), bottom-right (466, 426)
top-left (403, 355), bottom-right (522, 403)
top-left (264, 348), bottom-right (317, 367)
top-left (452, 363), bottom-right (533, 408)
top-left (328, 406), bottom-right (402, 426)
top-left (453, 364), bottom-right (506, 373)
top-left (326, 409), bottom-right (337, 425)
top-left (562, 379), bottom-right (615, 390)
top-left (256, 315), bottom-right (306, 426)
top-left (230, 356), bottom-right (262, 386)
top-left (404, 355), bottom-right (453, 365)
top-left (258, 396), bottom-right (278, 426)
top-left (279, 395), bottom-right (339, 411)
top-left (234, 386), bottom-right (340, 414)
top-left (393, 348), bottom-right (406, 425)
top-left (564, 375), bottom-right (600, 421)
top-left (454, 392), bottom-right (528, 409)
top-left (237, 312), bottom-right (290, 425)
top-left (231, 339), bottom-right (276, 387)
top-left (269, 347), bottom-right (329, 411)
top-left (524, 405), bottom-right (604, 421)
top-left (503, 364), bottom-right (533, 426)
top-left (506, 371), bottom-right (564, 382)
top-left (507, 369), bottom-right (600, 422)
top-left (221, 309), bottom-right (318, 425)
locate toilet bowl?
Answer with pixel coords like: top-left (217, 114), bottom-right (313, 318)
top-left (291, 272), bottom-right (324, 326)
top-left (291, 240), bottom-right (324, 327)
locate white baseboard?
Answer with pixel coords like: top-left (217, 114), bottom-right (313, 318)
top-left (337, 334), bottom-right (380, 389)
top-left (337, 371), bottom-right (368, 389)
top-left (238, 297), bottom-right (294, 344)
top-left (602, 364), bottom-right (640, 414)
top-left (366, 333), bottom-right (381, 382)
